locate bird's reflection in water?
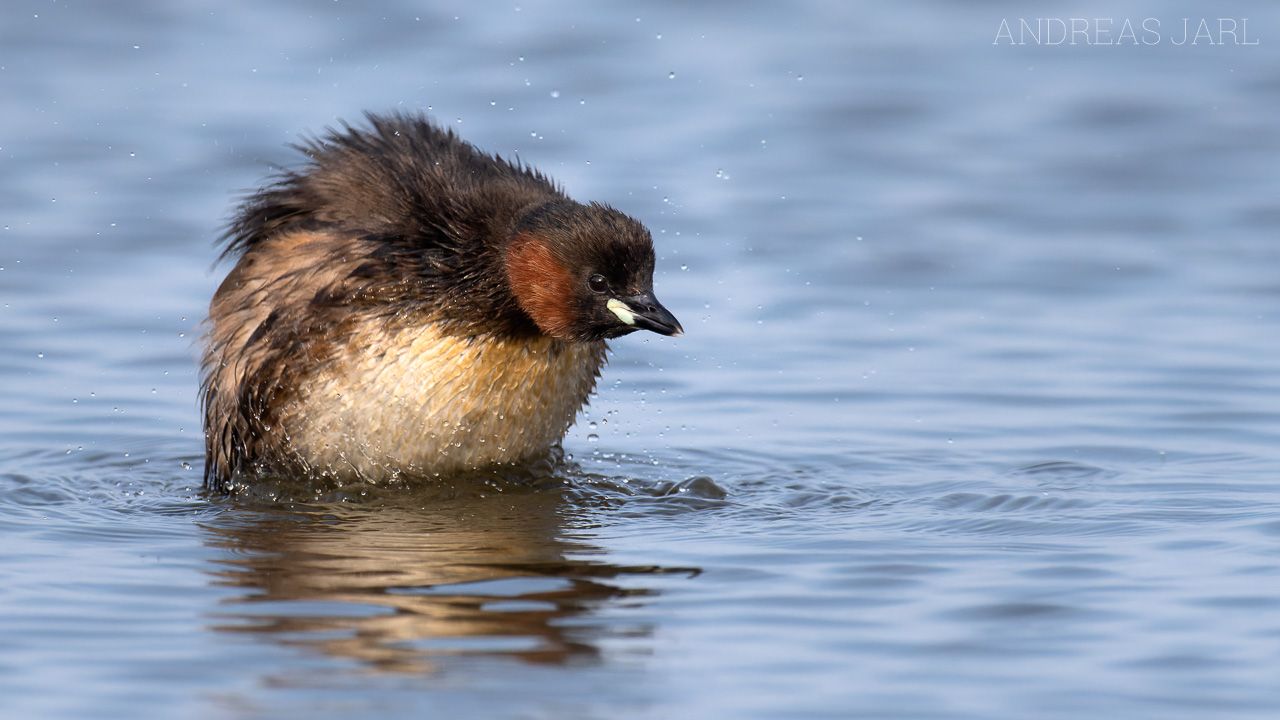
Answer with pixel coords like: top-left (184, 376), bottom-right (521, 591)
top-left (201, 469), bottom-right (699, 674)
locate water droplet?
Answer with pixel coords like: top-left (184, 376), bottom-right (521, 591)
top-left (550, 90), bottom-right (560, 98)
top-left (587, 434), bottom-right (599, 443)
top-left (668, 71), bottom-right (675, 79)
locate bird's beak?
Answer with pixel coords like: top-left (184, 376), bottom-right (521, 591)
top-left (607, 291), bottom-right (684, 337)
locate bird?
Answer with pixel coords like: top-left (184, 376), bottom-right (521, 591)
top-left (200, 112), bottom-right (682, 491)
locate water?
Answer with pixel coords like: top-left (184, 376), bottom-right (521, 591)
top-left (3, 1), bottom-right (1280, 718)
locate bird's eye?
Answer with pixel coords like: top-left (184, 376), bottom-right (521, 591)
top-left (588, 274), bottom-right (608, 294)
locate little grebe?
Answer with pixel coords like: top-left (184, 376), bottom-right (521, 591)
top-left (201, 113), bottom-right (682, 489)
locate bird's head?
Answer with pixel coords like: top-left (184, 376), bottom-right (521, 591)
top-left (504, 201), bottom-right (683, 343)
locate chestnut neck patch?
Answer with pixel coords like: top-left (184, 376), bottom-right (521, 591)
top-left (505, 233), bottom-right (578, 340)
